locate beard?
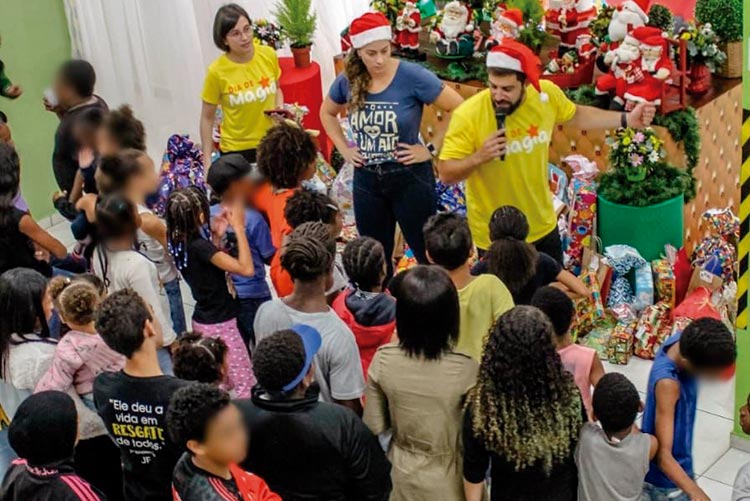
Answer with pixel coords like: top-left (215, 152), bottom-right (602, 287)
top-left (609, 11), bottom-right (644, 41)
top-left (616, 44), bottom-right (640, 63)
top-left (441, 13), bottom-right (466, 39)
top-left (493, 88), bottom-right (525, 115)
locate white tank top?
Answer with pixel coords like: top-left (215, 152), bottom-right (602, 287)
top-left (137, 204), bottom-right (178, 283)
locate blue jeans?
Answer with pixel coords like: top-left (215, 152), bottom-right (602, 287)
top-left (353, 161), bottom-right (437, 277)
top-left (158, 347), bottom-right (174, 376)
top-left (641, 483), bottom-right (690, 501)
top-left (163, 278), bottom-right (187, 337)
top-left (237, 296), bottom-right (272, 350)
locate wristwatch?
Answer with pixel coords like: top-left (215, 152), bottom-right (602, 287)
top-left (426, 142), bottom-right (438, 157)
top-left (621, 112), bottom-right (628, 129)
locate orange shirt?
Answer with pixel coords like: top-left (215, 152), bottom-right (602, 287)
top-left (255, 184), bottom-right (295, 297)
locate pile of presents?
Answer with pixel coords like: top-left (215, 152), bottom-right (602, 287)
top-left (557, 155), bottom-right (738, 365)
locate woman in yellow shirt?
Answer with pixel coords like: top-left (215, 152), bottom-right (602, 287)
top-left (200, 4), bottom-right (284, 166)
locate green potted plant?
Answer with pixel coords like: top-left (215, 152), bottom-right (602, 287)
top-left (646, 5), bottom-right (673, 34)
top-left (597, 127), bottom-right (695, 261)
top-left (677, 23), bottom-right (726, 95)
top-left (275, 0), bottom-right (317, 68)
top-left (695, 0), bottom-right (742, 78)
top-left (371, 0), bottom-right (404, 25)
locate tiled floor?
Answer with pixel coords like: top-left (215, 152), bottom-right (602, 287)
top-left (43, 216), bottom-right (749, 500)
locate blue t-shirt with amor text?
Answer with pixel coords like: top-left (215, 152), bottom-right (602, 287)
top-left (328, 61), bottom-right (444, 165)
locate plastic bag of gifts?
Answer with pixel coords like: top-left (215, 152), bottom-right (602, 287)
top-left (605, 245), bottom-right (654, 312)
top-left (634, 302), bottom-right (673, 360)
top-left (436, 180), bottom-right (467, 216)
top-left (563, 155), bottom-right (599, 273)
top-left (330, 162), bottom-right (358, 243)
top-left (607, 304), bottom-right (639, 365)
top-left (691, 208), bottom-right (739, 283)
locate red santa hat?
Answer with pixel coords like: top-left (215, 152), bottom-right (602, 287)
top-left (641, 35), bottom-right (666, 52)
top-left (497, 8), bottom-right (524, 29)
top-left (624, 25), bottom-right (663, 47)
top-left (487, 40), bottom-right (548, 102)
top-left (622, 0), bottom-right (650, 22)
top-left (349, 12), bottom-right (393, 49)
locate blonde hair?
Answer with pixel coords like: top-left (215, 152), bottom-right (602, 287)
top-left (48, 277), bottom-right (100, 326)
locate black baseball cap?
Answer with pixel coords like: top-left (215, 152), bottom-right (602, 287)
top-left (206, 153), bottom-right (252, 196)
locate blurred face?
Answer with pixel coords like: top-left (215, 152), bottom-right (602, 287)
top-left (97, 128), bottom-right (119, 156)
top-left (488, 72), bottom-right (525, 114)
top-left (226, 177), bottom-right (254, 203)
top-left (224, 16), bottom-right (254, 55)
top-left (73, 122), bottom-right (97, 149)
top-left (358, 40), bottom-right (392, 76)
top-left (190, 404), bottom-right (248, 465)
top-left (133, 155), bottom-right (159, 195)
top-left (740, 400), bottom-right (750, 435)
top-left (52, 73), bottom-right (76, 108)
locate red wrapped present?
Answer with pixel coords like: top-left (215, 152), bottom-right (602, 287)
top-left (634, 302), bottom-right (672, 360)
top-left (672, 287), bottom-right (721, 322)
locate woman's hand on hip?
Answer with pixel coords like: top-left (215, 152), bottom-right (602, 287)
top-left (396, 143), bottom-right (432, 165)
top-left (343, 146), bottom-right (365, 167)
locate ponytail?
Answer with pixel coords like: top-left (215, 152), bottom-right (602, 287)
top-left (344, 50), bottom-right (371, 110)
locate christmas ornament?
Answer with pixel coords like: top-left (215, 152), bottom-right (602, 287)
top-left (545, 0), bottom-right (597, 55)
top-left (395, 2), bottom-right (423, 58)
top-left (486, 7), bottom-right (523, 49)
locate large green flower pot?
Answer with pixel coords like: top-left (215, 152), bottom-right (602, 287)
top-left (597, 194), bottom-right (684, 262)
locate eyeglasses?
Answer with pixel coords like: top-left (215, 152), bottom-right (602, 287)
top-left (227, 25), bottom-right (253, 40)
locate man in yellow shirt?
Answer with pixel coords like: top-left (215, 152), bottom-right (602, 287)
top-left (438, 39), bottom-right (656, 263)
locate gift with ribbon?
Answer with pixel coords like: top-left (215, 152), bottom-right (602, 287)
top-left (563, 155), bottom-right (599, 274)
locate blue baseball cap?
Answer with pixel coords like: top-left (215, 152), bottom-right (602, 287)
top-left (282, 324), bottom-right (322, 392)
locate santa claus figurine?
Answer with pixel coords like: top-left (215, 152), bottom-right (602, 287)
top-left (595, 27), bottom-right (646, 109)
top-left (430, 1), bottom-right (475, 58)
top-left (607, 0), bottom-right (650, 48)
top-left (545, 0), bottom-right (597, 55)
top-left (486, 8), bottom-right (523, 50)
top-left (624, 33), bottom-right (673, 108)
top-left (395, 2), bottom-right (422, 57)
top-left (575, 33), bottom-right (597, 60)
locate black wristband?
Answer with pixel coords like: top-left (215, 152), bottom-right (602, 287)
top-left (621, 112), bottom-right (628, 129)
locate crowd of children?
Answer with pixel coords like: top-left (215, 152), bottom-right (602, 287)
top-left (0, 34), bottom-right (741, 501)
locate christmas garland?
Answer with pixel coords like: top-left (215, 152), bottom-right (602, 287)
top-left (598, 162), bottom-right (694, 207)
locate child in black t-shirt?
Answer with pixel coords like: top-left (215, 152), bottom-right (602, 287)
top-left (479, 205), bottom-right (588, 304)
top-left (166, 186), bottom-right (255, 398)
top-left (167, 383), bottom-right (280, 501)
top-left (93, 288), bottom-right (190, 501)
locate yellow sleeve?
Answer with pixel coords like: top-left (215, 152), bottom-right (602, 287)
top-left (543, 80), bottom-right (577, 124)
top-left (201, 64), bottom-right (221, 105)
top-left (271, 50), bottom-right (282, 81)
top-left (491, 277), bottom-right (515, 319)
top-left (438, 106), bottom-right (476, 161)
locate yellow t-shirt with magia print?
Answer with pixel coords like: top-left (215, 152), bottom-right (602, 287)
top-left (440, 80), bottom-right (576, 250)
top-left (202, 42), bottom-right (282, 153)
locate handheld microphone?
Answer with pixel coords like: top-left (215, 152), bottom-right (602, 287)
top-left (495, 108), bottom-right (506, 161)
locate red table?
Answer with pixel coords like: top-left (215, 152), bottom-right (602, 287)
top-left (278, 57), bottom-right (332, 160)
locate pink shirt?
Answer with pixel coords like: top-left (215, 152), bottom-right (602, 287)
top-left (36, 330), bottom-right (125, 396)
top-left (558, 344), bottom-right (596, 417)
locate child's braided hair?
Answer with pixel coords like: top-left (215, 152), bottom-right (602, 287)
top-left (165, 186), bottom-right (210, 270)
top-left (281, 222), bottom-right (334, 282)
top-left (342, 237), bottom-right (385, 291)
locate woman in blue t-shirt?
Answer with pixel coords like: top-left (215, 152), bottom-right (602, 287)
top-left (321, 12), bottom-right (463, 276)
